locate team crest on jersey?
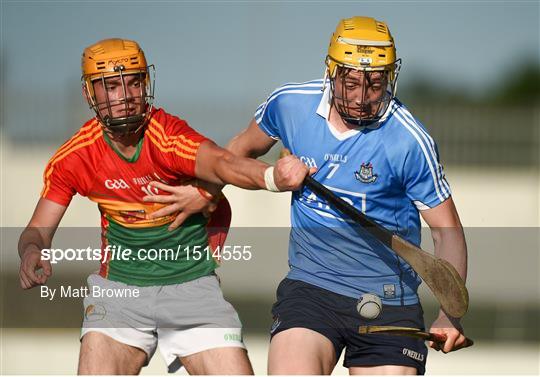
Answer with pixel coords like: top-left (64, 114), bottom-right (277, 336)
top-left (355, 162), bottom-right (378, 183)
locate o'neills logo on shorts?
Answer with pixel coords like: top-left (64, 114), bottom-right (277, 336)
top-left (402, 348), bottom-right (425, 362)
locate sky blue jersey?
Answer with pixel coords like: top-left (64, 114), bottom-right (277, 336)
top-left (255, 79), bottom-right (451, 305)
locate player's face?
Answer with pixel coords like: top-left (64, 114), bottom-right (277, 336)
top-left (92, 74), bottom-right (146, 120)
top-left (332, 68), bottom-right (388, 120)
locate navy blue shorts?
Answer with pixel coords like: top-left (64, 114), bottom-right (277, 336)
top-left (270, 278), bottom-right (428, 374)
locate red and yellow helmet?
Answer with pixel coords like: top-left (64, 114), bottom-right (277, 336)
top-left (81, 38), bottom-right (155, 134)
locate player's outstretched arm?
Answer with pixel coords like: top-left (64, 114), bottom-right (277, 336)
top-left (18, 198), bottom-right (68, 289)
top-left (194, 140), bottom-right (309, 191)
top-left (143, 119), bottom-right (278, 229)
top-left (420, 197), bottom-right (469, 352)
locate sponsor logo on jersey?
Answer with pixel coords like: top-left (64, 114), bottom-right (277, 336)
top-left (383, 284), bottom-right (396, 299)
top-left (402, 348), bottom-right (425, 362)
top-left (301, 185), bottom-right (367, 217)
top-left (355, 162), bottom-right (378, 184)
top-left (105, 179), bottom-right (130, 190)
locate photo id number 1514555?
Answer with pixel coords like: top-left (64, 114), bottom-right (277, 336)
top-left (186, 245), bottom-right (252, 261)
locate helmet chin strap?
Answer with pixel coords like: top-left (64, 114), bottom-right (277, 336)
top-left (340, 113), bottom-right (380, 128)
top-left (101, 113), bottom-right (147, 136)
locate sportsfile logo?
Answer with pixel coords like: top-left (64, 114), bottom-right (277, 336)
top-left (105, 179), bottom-right (130, 190)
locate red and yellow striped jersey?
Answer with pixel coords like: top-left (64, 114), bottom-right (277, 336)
top-left (41, 108), bottom-right (226, 286)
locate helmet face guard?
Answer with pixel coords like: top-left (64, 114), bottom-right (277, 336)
top-left (328, 58), bottom-right (401, 127)
top-left (324, 16), bottom-right (401, 127)
top-left (81, 38), bottom-right (155, 136)
top-left (83, 65), bottom-right (155, 135)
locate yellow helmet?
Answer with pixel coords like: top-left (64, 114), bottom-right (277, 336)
top-left (81, 38), bottom-right (155, 134)
top-left (326, 16), bottom-right (397, 76)
top-left (325, 17), bottom-right (401, 127)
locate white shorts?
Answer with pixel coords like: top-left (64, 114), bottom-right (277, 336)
top-left (81, 273), bottom-right (245, 372)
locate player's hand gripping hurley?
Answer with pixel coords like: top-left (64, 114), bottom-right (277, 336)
top-left (281, 149), bottom-right (469, 318)
top-left (358, 326), bottom-right (473, 351)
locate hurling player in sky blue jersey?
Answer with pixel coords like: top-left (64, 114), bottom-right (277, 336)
top-left (147, 16), bottom-right (469, 375)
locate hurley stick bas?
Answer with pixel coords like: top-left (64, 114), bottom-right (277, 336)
top-left (359, 325), bottom-right (474, 350)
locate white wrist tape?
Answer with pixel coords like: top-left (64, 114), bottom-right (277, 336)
top-left (264, 166), bottom-right (280, 192)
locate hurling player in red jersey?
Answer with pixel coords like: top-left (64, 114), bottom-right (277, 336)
top-left (17, 38), bottom-right (312, 375)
